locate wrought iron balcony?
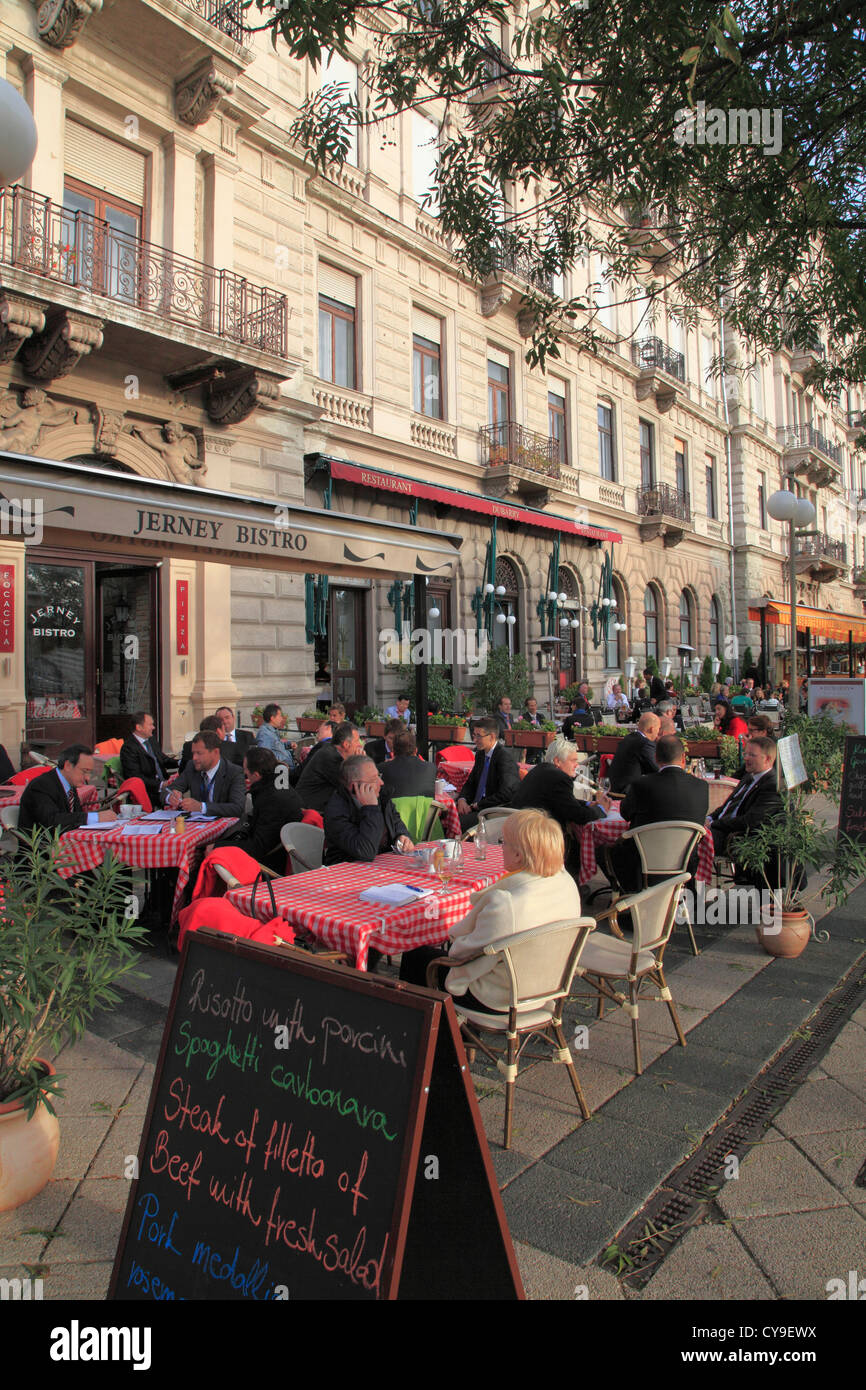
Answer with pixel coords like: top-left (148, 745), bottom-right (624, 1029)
top-left (638, 483), bottom-right (692, 523)
top-left (0, 184), bottom-right (286, 355)
top-left (480, 237), bottom-right (554, 296)
top-left (778, 423), bottom-right (840, 465)
top-left (848, 409), bottom-right (865, 432)
top-left (180, 0), bottom-right (250, 44)
top-left (631, 337), bottom-right (686, 383)
top-left (794, 533), bottom-right (847, 577)
top-left (481, 422), bottom-right (560, 477)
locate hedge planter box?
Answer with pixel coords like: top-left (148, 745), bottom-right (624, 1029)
top-left (507, 730), bottom-right (556, 750)
top-left (428, 725), bottom-right (468, 742)
top-left (297, 717), bottom-right (327, 734)
top-left (685, 739), bottom-right (721, 758)
top-left (365, 721), bottom-right (386, 737)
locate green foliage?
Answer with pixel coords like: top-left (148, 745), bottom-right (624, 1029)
top-left (731, 789), bottom-right (866, 912)
top-left (718, 658), bottom-right (730, 682)
top-left (394, 662), bottom-right (457, 713)
top-left (700, 655), bottom-right (714, 692)
top-left (743, 646), bottom-right (755, 672)
top-left (428, 711), bottom-right (468, 727)
top-left (779, 711), bottom-right (846, 797)
top-left (470, 647), bottom-right (530, 713)
top-left (0, 833), bottom-right (147, 1115)
top-left (594, 724), bottom-right (629, 738)
top-left (352, 705), bottom-right (382, 726)
top-left (644, 656), bottom-right (660, 678)
top-left (718, 734), bottom-right (742, 776)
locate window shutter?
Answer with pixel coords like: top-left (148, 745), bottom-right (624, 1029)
top-left (65, 120), bottom-right (146, 205)
top-left (487, 345), bottom-right (510, 369)
top-left (413, 308), bottom-right (441, 344)
top-left (318, 263), bottom-right (357, 308)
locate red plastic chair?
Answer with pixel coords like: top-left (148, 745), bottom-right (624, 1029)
top-left (435, 744), bottom-right (474, 767)
top-left (116, 777), bottom-right (152, 813)
top-left (8, 766), bottom-right (50, 785)
top-left (599, 753), bottom-right (615, 782)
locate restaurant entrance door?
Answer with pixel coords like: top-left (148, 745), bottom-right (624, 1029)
top-left (25, 554), bottom-right (159, 756)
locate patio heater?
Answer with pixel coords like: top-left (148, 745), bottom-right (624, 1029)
top-left (677, 643), bottom-right (695, 698)
top-left (532, 636), bottom-right (561, 720)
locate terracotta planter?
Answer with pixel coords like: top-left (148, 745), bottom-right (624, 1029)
top-left (364, 721), bottom-right (386, 737)
top-left (685, 739), bottom-right (721, 758)
top-left (297, 717), bottom-right (326, 733)
top-left (593, 736), bottom-right (624, 754)
top-left (0, 1060), bottom-right (61, 1212)
top-left (756, 910), bottom-right (813, 959)
top-left (513, 730), bottom-right (556, 749)
top-left (428, 725), bottom-right (468, 742)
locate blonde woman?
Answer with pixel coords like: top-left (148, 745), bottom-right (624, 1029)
top-left (398, 809), bottom-right (582, 1011)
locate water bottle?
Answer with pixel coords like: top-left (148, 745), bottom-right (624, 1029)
top-left (474, 816), bottom-right (487, 860)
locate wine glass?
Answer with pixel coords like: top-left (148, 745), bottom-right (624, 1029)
top-left (432, 847), bottom-right (450, 896)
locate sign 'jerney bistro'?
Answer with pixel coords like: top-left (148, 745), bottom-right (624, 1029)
top-left (130, 508), bottom-right (308, 552)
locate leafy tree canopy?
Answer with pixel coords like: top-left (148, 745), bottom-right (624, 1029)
top-left (252, 0), bottom-right (866, 387)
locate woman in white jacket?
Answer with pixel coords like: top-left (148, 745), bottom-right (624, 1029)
top-left (399, 809), bottom-right (582, 1011)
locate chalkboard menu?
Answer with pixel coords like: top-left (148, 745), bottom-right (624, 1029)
top-left (839, 736), bottom-right (866, 843)
top-left (110, 931), bottom-right (522, 1301)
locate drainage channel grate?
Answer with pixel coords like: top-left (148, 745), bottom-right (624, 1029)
top-left (599, 957), bottom-right (866, 1290)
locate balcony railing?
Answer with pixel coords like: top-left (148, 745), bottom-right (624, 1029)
top-left (795, 534), bottom-right (847, 565)
top-left (631, 337), bottom-right (686, 383)
top-left (778, 424), bottom-right (841, 466)
top-left (481, 422), bottom-right (560, 477)
top-left (482, 239), bottom-right (554, 295)
top-left (0, 184), bottom-right (286, 355)
top-left (848, 410), bottom-right (865, 431)
top-left (180, 0), bottom-right (250, 44)
top-left (637, 482), bottom-right (692, 523)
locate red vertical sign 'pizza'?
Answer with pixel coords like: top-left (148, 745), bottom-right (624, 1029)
top-left (0, 566), bottom-right (14, 653)
top-left (176, 579), bottom-right (189, 656)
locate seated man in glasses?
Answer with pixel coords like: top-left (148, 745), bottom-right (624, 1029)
top-left (323, 755), bottom-right (413, 865)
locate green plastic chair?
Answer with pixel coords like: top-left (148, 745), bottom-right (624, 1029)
top-left (392, 795), bottom-right (445, 843)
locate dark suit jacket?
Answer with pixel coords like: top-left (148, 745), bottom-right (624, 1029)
top-left (649, 676), bottom-right (667, 703)
top-left (323, 786), bottom-right (409, 865)
top-left (295, 743), bottom-right (345, 816)
top-left (609, 766), bottom-right (709, 893)
top-left (495, 710), bottom-right (515, 735)
top-left (120, 735), bottom-right (169, 801)
top-left (511, 762), bottom-right (605, 832)
top-left (179, 737), bottom-right (243, 774)
top-left (167, 756), bottom-right (245, 818)
top-left (461, 743), bottom-right (520, 811)
top-left (710, 770), bottom-right (784, 851)
top-left (379, 754), bottom-right (436, 799)
top-left (363, 738), bottom-right (389, 765)
top-left (18, 769), bottom-right (88, 834)
top-left (608, 732), bottom-right (658, 794)
top-left (213, 774), bottom-right (302, 873)
top-left (223, 729), bottom-right (254, 755)
top-left (0, 743), bottom-right (15, 783)
top-left (562, 709), bottom-right (596, 738)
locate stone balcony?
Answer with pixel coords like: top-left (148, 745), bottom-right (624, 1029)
top-left (480, 421), bottom-right (560, 508)
top-left (0, 184), bottom-right (292, 423)
top-left (479, 240), bottom-right (554, 325)
top-left (637, 482), bottom-right (692, 547)
top-left (794, 533), bottom-right (848, 583)
top-left (631, 336), bottom-right (686, 413)
top-left (777, 424), bottom-right (842, 488)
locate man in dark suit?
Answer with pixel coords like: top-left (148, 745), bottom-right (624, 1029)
top-left (456, 717), bottom-right (520, 831)
top-left (216, 707), bottom-right (254, 757)
top-left (213, 746), bottom-right (302, 873)
top-left (323, 755), bottom-right (412, 865)
top-left (495, 696), bottom-right (515, 735)
top-left (709, 736), bottom-right (784, 867)
top-left (608, 711), bottom-right (661, 794)
top-left (607, 735), bottom-right (709, 894)
top-left (511, 737), bottom-right (605, 876)
top-left (178, 715), bottom-right (243, 773)
top-left (644, 668), bottom-right (668, 704)
top-left (164, 730), bottom-right (245, 818)
top-left (18, 745), bottom-right (118, 835)
top-left (295, 721), bottom-right (362, 816)
top-left (562, 700), bottom-right (596, 738)
top-left (364, 718), bottom-right (404, 766)
top-left (120, 711), bottom-right (171, 805)
top-left (379, 730), bottom-right (436, 798)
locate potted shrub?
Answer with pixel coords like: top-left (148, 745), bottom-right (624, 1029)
top-left (251, 704), bottom-right (265, 728)
top-left (684, 724), bottom-right (723, 760)
top-left (470, 647), bottom-right (530, 714)
top-left (592, 723), bottom-right (630, 754)
top-left (731, 794), bottom-right (866, 958)
top-left (427, 711), bottom-right (469, 742)
top-left (0, 832), bottom-right (146, 1210)
top-left (510, 718), bottom-right (557, 750)
top-left (353, 706), bottom-right (385, 736)
top-left (297, 706), bottom-right (328, 734)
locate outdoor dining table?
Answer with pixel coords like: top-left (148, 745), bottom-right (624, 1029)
top-left (0, 780), bottom-right (99, 811)
top-left (577, 807), bottom-right (715, 887)
top-left (226, 843), bottom-right (507, 970)
top-left (56, 816), bottom-right (237, 924)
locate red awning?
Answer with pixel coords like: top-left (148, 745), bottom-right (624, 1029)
top-left (748, 601), bottom-right (866, 644)
top-left (327, 459), bottom-right (622, 543)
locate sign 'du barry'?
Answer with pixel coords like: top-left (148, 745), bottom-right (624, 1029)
top-left (110, 931), bottom-right (522, 1301)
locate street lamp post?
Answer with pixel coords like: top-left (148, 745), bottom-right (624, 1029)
top-left (766, 490), bottom-right (817, 702)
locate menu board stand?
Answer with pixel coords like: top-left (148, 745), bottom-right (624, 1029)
top-left (110, 930), bottom-right (523, 1301)
top-left (838, 736), bottom-right (866, 844)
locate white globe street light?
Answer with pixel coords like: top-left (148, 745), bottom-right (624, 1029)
top-left (0, 80), bottom-right (38, 187)
top-left (766, 490), bottom-right (818, 699)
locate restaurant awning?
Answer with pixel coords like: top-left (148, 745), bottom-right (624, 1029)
top-left (0, 452), bottom-right (462, 580)
top-left (748, 600), bottom-right (866, 643)
top-left (320, 457), bottom-right (623, 544)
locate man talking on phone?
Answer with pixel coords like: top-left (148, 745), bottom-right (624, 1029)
top-left (323, 754), bottom-right (413, 865)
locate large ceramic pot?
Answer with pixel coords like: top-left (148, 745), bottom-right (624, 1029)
top-left (0, 1060), bottom-right (60, 1211)
top-left (756, 910), bottom-right (812, 959)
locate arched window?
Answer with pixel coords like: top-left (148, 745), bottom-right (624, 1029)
top-left (555, 566), bottom-right (580, 687)
top-left (709, 595), bottom-right (722, 658)
top-left (679, 591), bottom-right (693, 648)
top-left (644, 584), bottom-right (661, 661)
top-left (605, 576), bottom-right (626, 670)
top-left (493, 557), bottom-right (520, 655)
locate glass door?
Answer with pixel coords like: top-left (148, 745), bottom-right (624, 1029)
top-left (331, 587), bottom-right (367, 717)
top-left (25, 560), bottom-right (92, 754)
top-left (96, 565), bottom-right (159, 742)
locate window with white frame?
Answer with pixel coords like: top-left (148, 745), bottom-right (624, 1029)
top-left (413, 308), bottom-right (443, 418)
top-left (318, 264), bottom-right (357, 388)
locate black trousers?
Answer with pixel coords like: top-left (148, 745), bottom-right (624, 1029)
top-left (399, 944), bottom-right (498, 1012)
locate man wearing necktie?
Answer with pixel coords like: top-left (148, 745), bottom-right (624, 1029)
top-left (495, 696), bottom-right (514, 735)
top-left (18, 746), bottom-right (118, 834)
top-left (457, 717), bottom-right (520, 831)
top-left (164, 730), bottom-right (245, 818)
top-left (709, 736), bottom-right (784, 861)
top-left (120, 711), bottom-right (171, 805)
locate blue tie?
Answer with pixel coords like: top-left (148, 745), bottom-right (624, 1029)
top-left (203, 772), bottom-right (214, 806)
top-left (477, 754), bottom-right (492, 801)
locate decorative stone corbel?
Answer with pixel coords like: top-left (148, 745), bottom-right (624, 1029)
top-left (20, 308), bottom-right (104, 381)
top-left (0, 293), bottom-right (47, 363)
top-left (32, 0), bottom-right (103, 49)
top-left (206, 368), bottom-right (281, 425)
top-left (91, 406), bottom-right (125, 457)
top-left (175, 59), bottom-right (235, 128)
top-left (479, 284), bottom-right (510, 317)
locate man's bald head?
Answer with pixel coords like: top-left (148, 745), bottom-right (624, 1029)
top-left (637, 712), bottom-right (661, 740)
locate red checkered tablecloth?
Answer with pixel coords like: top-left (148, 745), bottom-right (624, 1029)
top-left (577, 812), bottom-right (714, 887)
top-left (0, 781), bottom-right (99, 810)
top-left (226, 847), bottom-right (508, 970)
top-left (56, 817), bottom-right (237, 923)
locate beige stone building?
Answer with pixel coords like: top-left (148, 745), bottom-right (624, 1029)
top-left (1, 1), bottom-right (864, 758)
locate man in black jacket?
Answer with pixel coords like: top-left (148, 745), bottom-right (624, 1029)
top-left (608, 712), bottom-right (660, 793)
top-left (456, 718), bottom-right (521, 831)
top-left (511, 737), bottom-right (606, 877)
top-left (365, 718), bottom-right (404, 766)
top-left (607, 735), bottom-right (709, 893)
top-left (379, 730), bottom-right (436, 798)
top-left (120, 711), bottom-right (171, 804)
top-left (710, 736), bottom-right (784, 863)
top-left (178, 715), bottom-right (243, 773)
top-left (295, 721), bottom-right (362, 816)
top-left (164, 730), bottom-right (245, 818)
top-left (216, 707), bottom-right (254, 758)
top-left (18, 745), bottom-right (118, 834)
top-left (213, 746), bottom-right (302, 873)
top-left (323, 755), bottom-right (412, 865)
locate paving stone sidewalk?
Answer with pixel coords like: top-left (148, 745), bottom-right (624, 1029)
top-left (0, 881), bottom-right (863, 1302)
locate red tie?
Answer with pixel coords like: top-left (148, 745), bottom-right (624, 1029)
top-left (67, 787), bottom-right (76, 813)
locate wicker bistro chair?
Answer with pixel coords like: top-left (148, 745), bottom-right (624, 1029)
top-left (461, 804), bottom-right (519, 844)
top-left (615, 820), bottom-right (706, 956)
top-left (426, 916), bottom-right (597, 1149)
top-left (279, 821), bottom-right (325, 874)
top-left (573, 873), bottom-right (690, 1076)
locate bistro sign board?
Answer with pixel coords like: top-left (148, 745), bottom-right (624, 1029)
top-left (0, 454), bottom-right (462, 580)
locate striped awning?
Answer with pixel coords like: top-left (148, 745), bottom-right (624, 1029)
top-left (748, 600), bottom-right (866, 643)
